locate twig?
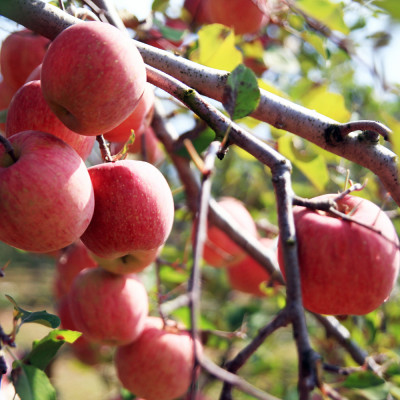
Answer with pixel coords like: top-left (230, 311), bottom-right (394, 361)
top-left (1, 0), bottom-right (399, 204)
top-left (188, 141), bottom-right (220, 400)
top-left (96, 135), bottom-right (113, 162)
top-left (220, 308), bottom-right (291, 399)
top-left (0, 135), bottom-right (17, 163)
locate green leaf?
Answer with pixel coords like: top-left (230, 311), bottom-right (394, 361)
top-left (190, 24), bottom-right (243, 71)
top-left (6, 295), bottom-right (60, 330)
top-left (343, 371), bottom-right (386, 388)
top-left (159, 265), bottom-right (189, 284)
top-left (154, 18), bottom-right (186, 42)
top-left (301, 31), bottom-right (327, 58)
top-left (25, 329), bottom-right (82, 370)
top-left (296, 0), bottom-right (350, 34)
top-left (175, 127), bottom-right (216, 159)
top-left (223, 64), bottom-right (261, 120)
top-left (12, 363), bottom-right (56, 400)
top-left (0, 109), bottom-right (7, 124)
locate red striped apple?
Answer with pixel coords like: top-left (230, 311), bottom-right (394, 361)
top-left (6, 80), bottom-right (95, 160)
top-left (227, 237), bottom-right (279, 296)
top-left (69, 268), bottom-right (149, 345)
top-left (41, 21), bottom-right (146, 135)
top-left (277, 194), bottom-right (400, 315)
top-left (81, 160), bottom-right (174, 262)
top-left (0, 131), bottom-right (94, 253)
top-left (53, 240), bottom-right (98, 299)
top-left (208, 0), bottom-right (269, 35)
top-left (0, 29), bottom-right (50, 91)
top-left (115, 317), bottom-right (202, 400)
top-left (200, 197), bottom-right (259, 267)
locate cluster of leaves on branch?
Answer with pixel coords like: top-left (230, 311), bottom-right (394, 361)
top-left (1, 0), bottom-right (400, 400)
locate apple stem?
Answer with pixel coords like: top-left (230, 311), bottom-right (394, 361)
top-left (0, 135), bottom-right (18, 163)
top-left (96, 135), bottom-right (113, 162)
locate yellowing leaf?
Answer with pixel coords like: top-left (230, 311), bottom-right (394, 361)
top-left (301, 85), bottom-right (350, 123)
top-left (296, 0), bottom-right (350, 35)
top-left (258, 79), bottom-right (289, 99)
top-left (381, 112), bottom-right (400, 161)
top-left (278, 134), bottom-right (329, 191)
top-left (241, 40), bottom-right (265, 59)
top-left (190, 24), bottom-right (243, 71)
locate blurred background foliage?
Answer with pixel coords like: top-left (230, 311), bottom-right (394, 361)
top-left (1, 0), bottom-right (400, 399)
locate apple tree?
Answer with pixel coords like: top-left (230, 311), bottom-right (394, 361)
top-left (1, 0), bottom-right (400, 399)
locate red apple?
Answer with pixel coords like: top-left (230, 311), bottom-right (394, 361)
top-left (115, 317), bottom-right (202, 400)
top-left (109, 127), bottom-right (164, 165)
top-left (53, 240), bottom-right (98, 299)
top-left (103, 84), bottom-right (155, 143)
top-left (200, 197), bottom-right (259, 267)
top-left (277, 194), bottom-right (400, 316)
top-left (0, 29), bottom-right (50, 92)
top-left (5, 80), bottom-right (95, 160)
top-left (57, 295), bottom-right (109, 366)
top-left (81, 160), bottom-right (174, 260)
top-left (41, 21), bottom-right (146, 135)
top-left (207, 0), bottom-right (269, 35)
top-left (184, 0), bottom-right (212, 26)
top-left (94, 249), bottom-right (160, 275)
top-left (227, 237), bottom-right (279, 296)
top-left (69, 267), bottom-right (149, 345)
top-left (0, 78), bottom-right (15, 132)
top-left (0, 131), bottom-right (94, 253)
top-left (25, 64), bottom-right (42, 83)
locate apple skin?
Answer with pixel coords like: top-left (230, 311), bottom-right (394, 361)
top-left (53, 240), bottom-right (98, 299)
top-left (0, 29), bottom-right (50, 92)
top-left (103, 84), bottom-right (155, 143)
top-left (227, 237), bottom-right (279, 296)
top-left (277, 194), bottom-right (400, 316)
top-left (115, 317), bottom-right (202, 400)
top-left (207, 0), bottom-right (268, 35)
top-left (0, 130), bottom-right (94, 253)
top-left (0, 78), bottom-right (16, 132)
top-left (93, 248), bottom-right (161, 275)
top-left (200, 197), bottom-right (259, 267)
top-left (41, 21), bottom-right (146, 135)
top-left (81, 160), bottom-right (174, 260)
top-left (184, 0), bottom-right (212, 26)
top-left (68, 267), bottom-right (149, 345)
top-left (5, 80), bottom-right (95, 160)
top-left (57, 295), bottom-right (108, 366)
top-left (25, 64), bottom-right (42, 83)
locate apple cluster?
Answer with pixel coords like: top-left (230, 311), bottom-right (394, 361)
top-left (0, 20), bottom-right (201, 399)
top-left (200, 195), bottom-right (400, 316)
top-left (184, 0), bottom-right (269, 35)
top-left (198, 196), bottom-right (281, 297)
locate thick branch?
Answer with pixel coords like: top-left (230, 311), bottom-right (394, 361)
top-left (2, 0), bottom-right (399, 204)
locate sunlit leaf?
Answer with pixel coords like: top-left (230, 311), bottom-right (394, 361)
top-left (301, 85), bottom-right (350, 123)
top-left (190, 24), bottom-right (243, 70)
top-left (301, 31), bottom-right (328, 58)
top-left (223, 64), bottom-right (260, 120)
top-left (375, 0), bottom-right (400, 20)
top-left (278, 134), bottom-right (329, 191)
top-left (151, 0), bottom-right (169, 12)
top-left (296, 0), bottom-right (350, 34)
top-left (12, 363), bottom-right (56, 400)
top-left (25, 329), bottom-right (82, 370)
